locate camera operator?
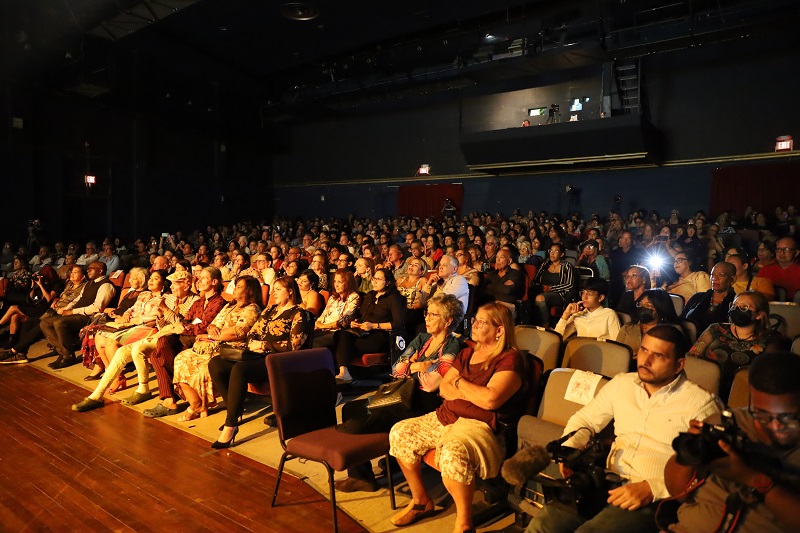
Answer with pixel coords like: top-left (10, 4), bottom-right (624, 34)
top-left (665, 352), bottom-right (800, 533)
top-left (525, 326), bottom-right (719, 533)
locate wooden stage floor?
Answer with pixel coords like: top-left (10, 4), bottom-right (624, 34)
top-left (0, 363), bottom-right (365, 532)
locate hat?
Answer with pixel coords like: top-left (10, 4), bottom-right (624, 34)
top-left (167, 270), bottom-right (191, 282)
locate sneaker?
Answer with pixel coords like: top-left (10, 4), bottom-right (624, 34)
top-left (0, 352), bottom-right (28, 364)
top-left (335, 367), bottom-right (353, 385)
top-left (0, 349), bottom-right (15, 362)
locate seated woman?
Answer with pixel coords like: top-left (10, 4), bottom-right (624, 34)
top-left (454, 249), bottom-right (480, 287)
top-left (616, 288), bottom-right (680, 355)
top-left (334, 293), bottom-right (464, 493)
top-left (354, 257), bottom-right (374, 293)
top-left (90, 270), bottom-right (168, 387)
top-left (688, 290), bottom-right (782, 401)
top-left (577, 240), bottom-right (610, 280)
top-left (389, 303), bottom-right (524, 533)
top-left (531, 242), bottom-right (576, 327)
top-left (313, 269), bottom-right (361, 350)
top-left (424, 234), bottom-right (444, 265)
top-left (213, 252), bottom-right (233, 281)
top-left (664, 251), bottom-right (710, 304)
top-left (466, 243), bottom-right (485, 273)
top-left (0, 255), bottom-right (32, 305)
top-left (725, 247), bottom-right (775, 301)
top-left (750, 239), bottom-right (776, 274)
top-left (172, 275), bottom-right (261, 421)
top-left (615, 265), bottom-right (652, 317)
top-left (332, 268), bottom-right (405, 383)
top-left (79, 267), bottom-right (149, 375)
top-left (309, 252), bottom-right (330, 291)
top-left (396, 257), bottom-right (430, 336)
top-left (208, 276), bottom-right (311, 448)
top-left (296, 269), bottom-right (325, 317)
top-left (0, 265), bottom-right (60, 348)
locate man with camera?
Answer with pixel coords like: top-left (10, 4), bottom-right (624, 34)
top-left (525, 326), bottom-right (719, 533)
top-left (664, 352), bottom-right (800, 533)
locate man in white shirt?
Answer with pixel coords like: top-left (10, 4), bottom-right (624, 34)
top-left (555, 278), bottom-right (620, 341)
top-left (526, 326), bottom-right (719, 533)
top-left (76, 241), bottom-right (99, 266)
top-left (428, 254), bottom-right (469, 313)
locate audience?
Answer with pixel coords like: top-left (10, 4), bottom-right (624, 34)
top-left (555, 278), bottom-right (620, 341)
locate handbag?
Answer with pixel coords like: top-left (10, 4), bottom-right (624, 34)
top-left (218, 343), bottom-right (268, 362)
top-left (366, 377), bottom-right (415, 411)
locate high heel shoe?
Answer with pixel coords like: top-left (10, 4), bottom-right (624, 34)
top-left (211, 426), bottom-right (239, 449)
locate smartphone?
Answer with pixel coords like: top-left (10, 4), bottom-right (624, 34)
top-left (161, 232), bottom-right (169, 238)
top-left (656, 235), bottom-right (668, 242)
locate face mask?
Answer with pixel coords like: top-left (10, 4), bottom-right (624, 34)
top-left (729, 307), bottom-right (755, 327)
top-left (637, 308), bottom-right (656, 324)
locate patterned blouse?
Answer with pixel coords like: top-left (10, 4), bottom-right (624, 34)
top-left (191, 301), bottom-right (260, 355)
top-left (315, 291), bottom-right (361, 330)
top-left (246, 304), bottom-right (311, 354)
top-left (689, 322), bottom-right (781, 399)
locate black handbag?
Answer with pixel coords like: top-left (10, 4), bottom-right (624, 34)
top-left (218, 343), bottom-right (267, 362)
top-left (366, 377), bottom-right (415, 411)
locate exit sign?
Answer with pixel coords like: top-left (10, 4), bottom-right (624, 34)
top-left (776, 135), bottom-right (793, 152)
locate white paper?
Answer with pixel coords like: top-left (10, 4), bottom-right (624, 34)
top-left (564, 370), bottom-right (603, 405)
top-left (225, 280), bottom-right (235, 294)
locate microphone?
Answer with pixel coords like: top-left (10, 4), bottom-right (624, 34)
top-left (501, 444), bottom-right (552, 487)
top-left (545, 428), bottom-right (582, 455)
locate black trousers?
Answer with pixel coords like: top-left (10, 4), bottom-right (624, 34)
top-left (208, 356), bottom-right (269, 427)
top-left (332, 329), bottom-right (389, 368)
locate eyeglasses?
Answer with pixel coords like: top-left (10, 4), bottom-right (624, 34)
top-left (424, 310), bottom-right (442, 319)
top-left (673, 258), bottom-right (688, 264)
top-left (623, 274), bottom-right (640, 280)
top-left (373, 277), bottom-right (386, 282)
top-left (580, 290), bottom-right (599, 297)
top-left (729, 303), bottom-right (753, 312)
top-left (748, 407), bottom-right (800, 428)
top-left (470, 316), bottom-right (491, 328)
top-left (776, 247), bottom-right (797, 253)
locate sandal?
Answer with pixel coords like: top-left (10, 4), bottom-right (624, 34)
top-left (120, 391), bottom-right (153, 406)
top-left (391, 500), bottom-right (435, 527)
top-left (108, 374), bottom-right (127, 394)
top-left (178, 407), bottom-right (207, 422)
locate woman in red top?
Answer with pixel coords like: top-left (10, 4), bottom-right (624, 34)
top-left (389, 303), bottom-right (525, 533)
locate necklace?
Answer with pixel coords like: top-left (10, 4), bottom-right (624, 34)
top-left (731, 325), bottom-right (755, 341)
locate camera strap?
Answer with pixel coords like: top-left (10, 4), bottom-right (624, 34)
top-left (715, 492), bottom-right (746, 533)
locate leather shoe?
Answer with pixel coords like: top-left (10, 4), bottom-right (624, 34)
top-left (51, 356), bottom-right (79, 370)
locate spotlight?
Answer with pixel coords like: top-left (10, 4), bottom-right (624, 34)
top-left (417, 164), bottom-right (430, 176)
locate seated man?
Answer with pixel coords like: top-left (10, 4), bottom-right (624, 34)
top-left (0, 265), bottom-right (87, 364)
top-left (665, 352), bottom-right (800, 533)
top-left (526, 326), bottom-right (719, 533)
top-left (577, 240), bottom-right (610, 281)
top-left (681, 262), bottom-right (736, 333)
top-left (76, 241), bottom-right (99, 266)
top-left (39, 261), bottom-right (116, 368)
top-left (758, 236), bottom-right (800, 300)
top-left (555, 278), bottom-right (620, 341)
top-left (428, 253), bottom-right (470, 313)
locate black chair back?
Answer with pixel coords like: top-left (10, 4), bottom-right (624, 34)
top-left (267, 348), bottom-right (337, 443)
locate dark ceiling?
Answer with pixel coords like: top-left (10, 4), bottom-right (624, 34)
top-left (3, 0), bottom-right (798, 134)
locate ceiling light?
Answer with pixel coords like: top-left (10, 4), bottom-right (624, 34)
top-left (281, 3), bottom-right (320, 21)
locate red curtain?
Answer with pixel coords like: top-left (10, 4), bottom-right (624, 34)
top-left (397, 183), bottom-right (464, 220)
top-left (711, 160), bottom-right (800, 218)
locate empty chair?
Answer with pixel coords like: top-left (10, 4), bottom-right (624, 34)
top-left (616, 311), bottom-right (633, 325)
top-left (769, 302), bottom-right (800, 340)
top-left (267, 348), bottom-right (395, 532)
top-left (514, 325), bottom-right (563, 372)
top-left (669, 293), bottom-right (685, 316)
top-left (680, 319), bottom-right (698, 344)
top-left (683, 356), bottom-right (721, 396)
top-left (518, 368), bottom-right (610, 448)
top-left (727, 366), bottom-right (750, 409)
top-left (562, 337), bottom-right (633, 378)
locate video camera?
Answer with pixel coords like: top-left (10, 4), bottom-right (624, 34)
top-left (503, 428), bottom-right (622, 519)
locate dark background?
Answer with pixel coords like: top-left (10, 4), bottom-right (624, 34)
top-left (1, 0), bottom-right (798, 243)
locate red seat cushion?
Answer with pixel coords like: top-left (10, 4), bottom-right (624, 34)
top-left (351, 352), bottom-right (389, 367)
top-left (285, 427), bottom-right (389, 471)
